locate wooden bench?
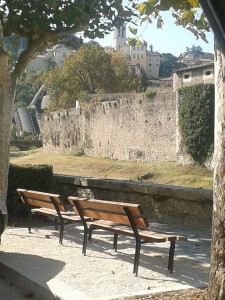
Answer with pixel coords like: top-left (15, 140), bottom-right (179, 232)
top-left (17, 189), bottom-right (88, 244)
top-left (68, 197), bottom-right (187, 276)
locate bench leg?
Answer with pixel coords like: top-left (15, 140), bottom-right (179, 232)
top-left (55, 218), bottom-right (59, 231)
top-left (28, 209), bottom-right (32, 233)
top-left (168, 241), bottom-right (175, 273)
top-left (88, 229), bottom-right (92, 242)
top-left (134, 240), bottom-right (141, 276)
top-left (113, 233), bottom-right (118, 252)
top-left (83, 228), bottom-right (88, 256)
top-left (59, 221), bottom-right (64, 245)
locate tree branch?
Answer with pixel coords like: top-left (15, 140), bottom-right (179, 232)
top-left (12, 24), bottom-right (88, 80)
top-left (0, 19), bottom-right (8, 58)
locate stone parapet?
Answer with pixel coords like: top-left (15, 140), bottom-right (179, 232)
top-left (54, 174), bottom-right (213, 226)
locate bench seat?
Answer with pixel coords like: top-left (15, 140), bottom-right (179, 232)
top-left (69, 197), bottom-right (187, 276)
top-left (17, 189), bottom-right (88, 244)
top-left (88, 220), bottom-right (186, 242)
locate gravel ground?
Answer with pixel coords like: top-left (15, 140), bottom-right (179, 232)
top-left (122, 288), bottom-right (208, 300)
top-left (0, 222), bottom-right (211, 300)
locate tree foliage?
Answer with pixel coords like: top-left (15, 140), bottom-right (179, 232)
top-left (42, 45), bottom-right (139, 111)
top-left (14, 70), bottom-right (42, 108)
top-left (159, 53), bottom-right (187, 77)
top-left (184, 45), bottom-right (203, 58)
top-left (1, 1), bottom-right (134, 78)
top-left (179, 83), bottom-right (214, 165)
top-left (131, 0), bottom-right (210, 42)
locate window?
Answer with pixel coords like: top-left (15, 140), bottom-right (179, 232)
top-left (121, 27), bottom-right (125, 38)
top-left (203, 68), bottom-right (214, 80)
top-left (183, 71), bottom-right (192, 81)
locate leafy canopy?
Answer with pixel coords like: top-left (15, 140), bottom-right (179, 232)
top-left (15, 70), bottom-right (42, 108)
top-left (159, 53), bottom-right (187, 77)
top-left (1, 0), bottom-right (132, 39)
top-left (42, 45), bottom-right (140, 111)
top-left (0, 1), bottom-right (134, 78)
top-left (128, 0), bottom-right (210, 43)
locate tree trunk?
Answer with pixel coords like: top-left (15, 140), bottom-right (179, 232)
top-left (0, 50), bottom-right (16, 216)
top-left (208, 48), bottom-right (225, 299)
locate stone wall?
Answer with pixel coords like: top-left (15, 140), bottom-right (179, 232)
top-left (41, 90), bottom-right (177, 162)
top-left (41, 108), bottom-right (86, 154)
top-left (54, 174), bottom-right (213, 226)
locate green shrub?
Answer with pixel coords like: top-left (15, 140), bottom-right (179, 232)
top-left (178, 83), bottom-right (214, 165)
top-left (145, 89), bottom-right (157, 99)
top-left (7, 164), bottom-right (54, 220)
top-left (10, 139), bottom-right (42, 150)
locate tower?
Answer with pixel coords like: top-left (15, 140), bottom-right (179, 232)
top-left (113, 22), bottom-right (126, 51)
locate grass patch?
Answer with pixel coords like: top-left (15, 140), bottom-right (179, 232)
top-left (10, 148), bottom-right (213, 190)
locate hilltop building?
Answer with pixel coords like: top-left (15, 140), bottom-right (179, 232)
top-left (178, 52), bottom-right (214, 66)
top-left (173, 62), bottom-right (214, 91)
top-left (27, 44), bottom-right (73, 72)
top-left (104, 23), bottom-right (160, 79)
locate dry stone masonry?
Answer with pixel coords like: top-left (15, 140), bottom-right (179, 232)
top-left (40, 90), bottom-right (177, 162)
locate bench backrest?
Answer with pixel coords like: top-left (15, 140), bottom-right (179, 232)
top-left (17, 189), bottom-right (66, 212)
top-left (68, 197), bottom-right (149, 229)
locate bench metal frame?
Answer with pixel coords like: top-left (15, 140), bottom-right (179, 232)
top-left (71, 198), bottom-right (182, 276)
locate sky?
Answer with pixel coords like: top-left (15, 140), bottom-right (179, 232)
top-left (90, 10), bottom-right (214, 57)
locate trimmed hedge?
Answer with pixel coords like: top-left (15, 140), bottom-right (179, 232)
top-left (7, 164), bottom-right (54, 220)
top-left (178, 83), bottom-right (214, 165)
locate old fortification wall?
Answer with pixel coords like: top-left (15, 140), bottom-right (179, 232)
top-left (41, 90), bottom-right (176, 162)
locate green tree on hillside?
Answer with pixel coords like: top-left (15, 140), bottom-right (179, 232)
top-left (184, 45), bottom-right (203, 58)
top-left (159, 53), bottom-right (187, 78)
top-left (42, 45), bottom-right (139, 111)
top-left (14, 70), bottom-right (42, 108)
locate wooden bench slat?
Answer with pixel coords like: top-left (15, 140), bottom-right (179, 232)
top-left (31, 207), bottom-right (57, 216)
top-left (69, 197), bottom-right (149, 228)
top-left (88, 220), bottom-right (187, 243)
top-left (68, 197), bottom-right (143, 213)
top-left (50, 195), bottom-right (67, 212)
top-left (17, 189), bottom-right (89, 244)
top-left (18, 190), bottom-right (56, 210)
top-left (138, 229), bottom-right (187, 242)
top-left (69, 196), bottom-right (187, 276)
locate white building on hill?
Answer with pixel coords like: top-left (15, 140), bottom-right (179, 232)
top-left (107, 22), bottom-right (160, 79)
top-left (27, 44), bottom-right (73, 72)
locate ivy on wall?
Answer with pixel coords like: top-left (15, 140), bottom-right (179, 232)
top-left (178, 83), bottom-right (214, 165)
